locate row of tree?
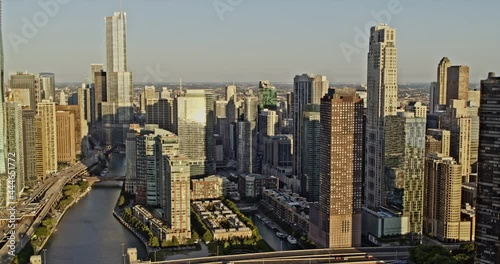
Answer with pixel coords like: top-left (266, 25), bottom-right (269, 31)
top-left (123, 208), bottom-right (160, 247)
top-left (409, 244), bottom-right (474, 264)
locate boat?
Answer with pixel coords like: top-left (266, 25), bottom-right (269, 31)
top-left (287, 235), bottom-right (297, 245)
top-left (266, 221), bottom-right (278, 229)
top-left (261, 217), bottom-right (268, 222)
top-left (256, 214), bottom-right (262, 220)
top-left (276, 232), bottom-right (287, 239)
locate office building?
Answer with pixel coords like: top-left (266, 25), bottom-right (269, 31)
top-left (9, 72), bottom-right (40, 110)
top-left (308, 89), bottom-right (363, 248)
top-left (35, 100), bottom-right (57, 180)
top-left (475, 72), bottom-right (500, 263)
top-left (436, 57), bottom-right (451, 107)
top-left (56, 111), bottom-right (76, 163)
top-left (447, 66), bottom-right (469, 105)
top-left (365, 24), bottom-right (398, 210)
top-left (175, 89), bottom-right (215, 176)
top-left (292, 73), bottom-right (328, 194)
top-left (424, 153), bottom-right (471, 242)
top-left (39, 73), bottom-right (55, 101)
top-left (125, 125), bottom-right (140, 194)
top-left (93, 69), bottom-right (106, 123)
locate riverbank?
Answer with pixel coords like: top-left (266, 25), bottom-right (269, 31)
top-left (113, 211), bottom-right (153, 254)
top-left (33, 183), bottom-right (94, 254)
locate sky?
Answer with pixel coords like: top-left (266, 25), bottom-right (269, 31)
top-left (2, 0), bottom-right (500, 83)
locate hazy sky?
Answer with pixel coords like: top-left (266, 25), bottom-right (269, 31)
top-left (3, 0), bottom-right (500, 83)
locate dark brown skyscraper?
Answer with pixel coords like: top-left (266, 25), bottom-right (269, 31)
top-left (309, 88), bottom-right (363, 248)
top-left (94, 70), bottom-right (107, 122)
top-left (446, 65), bottom-right (469, 105)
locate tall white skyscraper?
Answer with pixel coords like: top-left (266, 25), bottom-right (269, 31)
top-left (365, 24), bottom-right (398, 209)
top-left (102, 11), bottom-right (133, 145)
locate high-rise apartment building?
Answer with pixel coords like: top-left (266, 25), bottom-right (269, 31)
top-left (446, 66), bottom-right (469, 105)
top-left (5, 102), bottom-right (25, 203)
top-left (22, 110), bottom-right (37, 188)
top-left (125, 125), bottom-right (140, 194)
top-left (135, 126), bottom-right (179, 207)
top-left (301, 104), bottom-right (320, 202)
top-left (164, 154), bottom-right (191, 240)
top-left (365, 24), bottom-right (398, 209)
top-left (175, 89), bottom-right (215, 176)
top-left (56, 111), bottom-right (76, 163)
top-left (425, 129), bottom-right (451, 157)
top-left (237, 121), bottom-right (252, 174)
top-left (56, 105), bottom-right (83, 155)
top-left (476, 72), bottom-right (500, 264)
top-left (35, 100), bottom-right (58, 180)
top-left (424, 153), bottom-right (471, 242)
top-left (384, 111), bottom-right (426, 240)
top-left (442, 99), bottom-right (471, 182)
top-left (292, 73), bottom-right (328, 195)
top-left (308, 89), bottom-right (363, 248)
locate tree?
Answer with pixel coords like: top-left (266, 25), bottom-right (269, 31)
top-left (192, 232), bottom-right (199, 241)
top-left (161, 239), bottom-right (168, 248)
top-left (35, 226), bottom-right (49, 237)
top-left (118, 195), bottom-right (125, 207)
top-left (42, 218), bottom-right (55, 229)
top-left (172, 236), bottom-right (179, 246)
top-left (149, 236), bottom-right (160, 247)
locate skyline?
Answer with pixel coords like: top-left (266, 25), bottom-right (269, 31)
top-left (2, 0), bottom-right (499, 83)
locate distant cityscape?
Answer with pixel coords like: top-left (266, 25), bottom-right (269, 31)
top-left (0, 1), bottom-right (499, 264)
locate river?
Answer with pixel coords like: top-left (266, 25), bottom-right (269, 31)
top-left (44, 154), bottom-right (148, 264)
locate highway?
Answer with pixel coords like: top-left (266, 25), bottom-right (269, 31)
top-left (150, 246), bottom-right (410, 264)
top-left (0, 163), bottom-right (88, 263)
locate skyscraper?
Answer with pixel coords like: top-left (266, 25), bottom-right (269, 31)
top-left (437, 57), bottom-right (451, 106)
top-left (237, 121), bottom-right (252, 174)
top-left (35, 100), bottom-right (58, 180)
top-left (301, 104), bottom-right (320, 202)
top-left (308, 89), bottom-right (363, 248)
top-left (446, 66), bottom-right (469, 105)
top-left (441, 99), bottom-right (471, 182)
top-left (475, 72), bottom-right (500, 264)
top-left (102, 10), bottom-right (133, 145)
top-left (90, 64), bottom-right (104, 85)
top-left (175, 90), bottom-right (215, 176)
top-left (384, 111), bottom-right (426, 240)
top-left (39, 73), bottom-right (55, 101)
top-left (226, 85), bottom-right (237, 101)
top-left (424, 153), bottom-right (471, 242)
top-left (9, 72), bottom-right (40, 110)
top-left (365, 24), bottom-right (398, 209)
top-left (56, 111), bottom-right (76, 163)
top-left (22, 110), bottom-right (36, 189)
top-left (292, 73), bottom-right (328, 195)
